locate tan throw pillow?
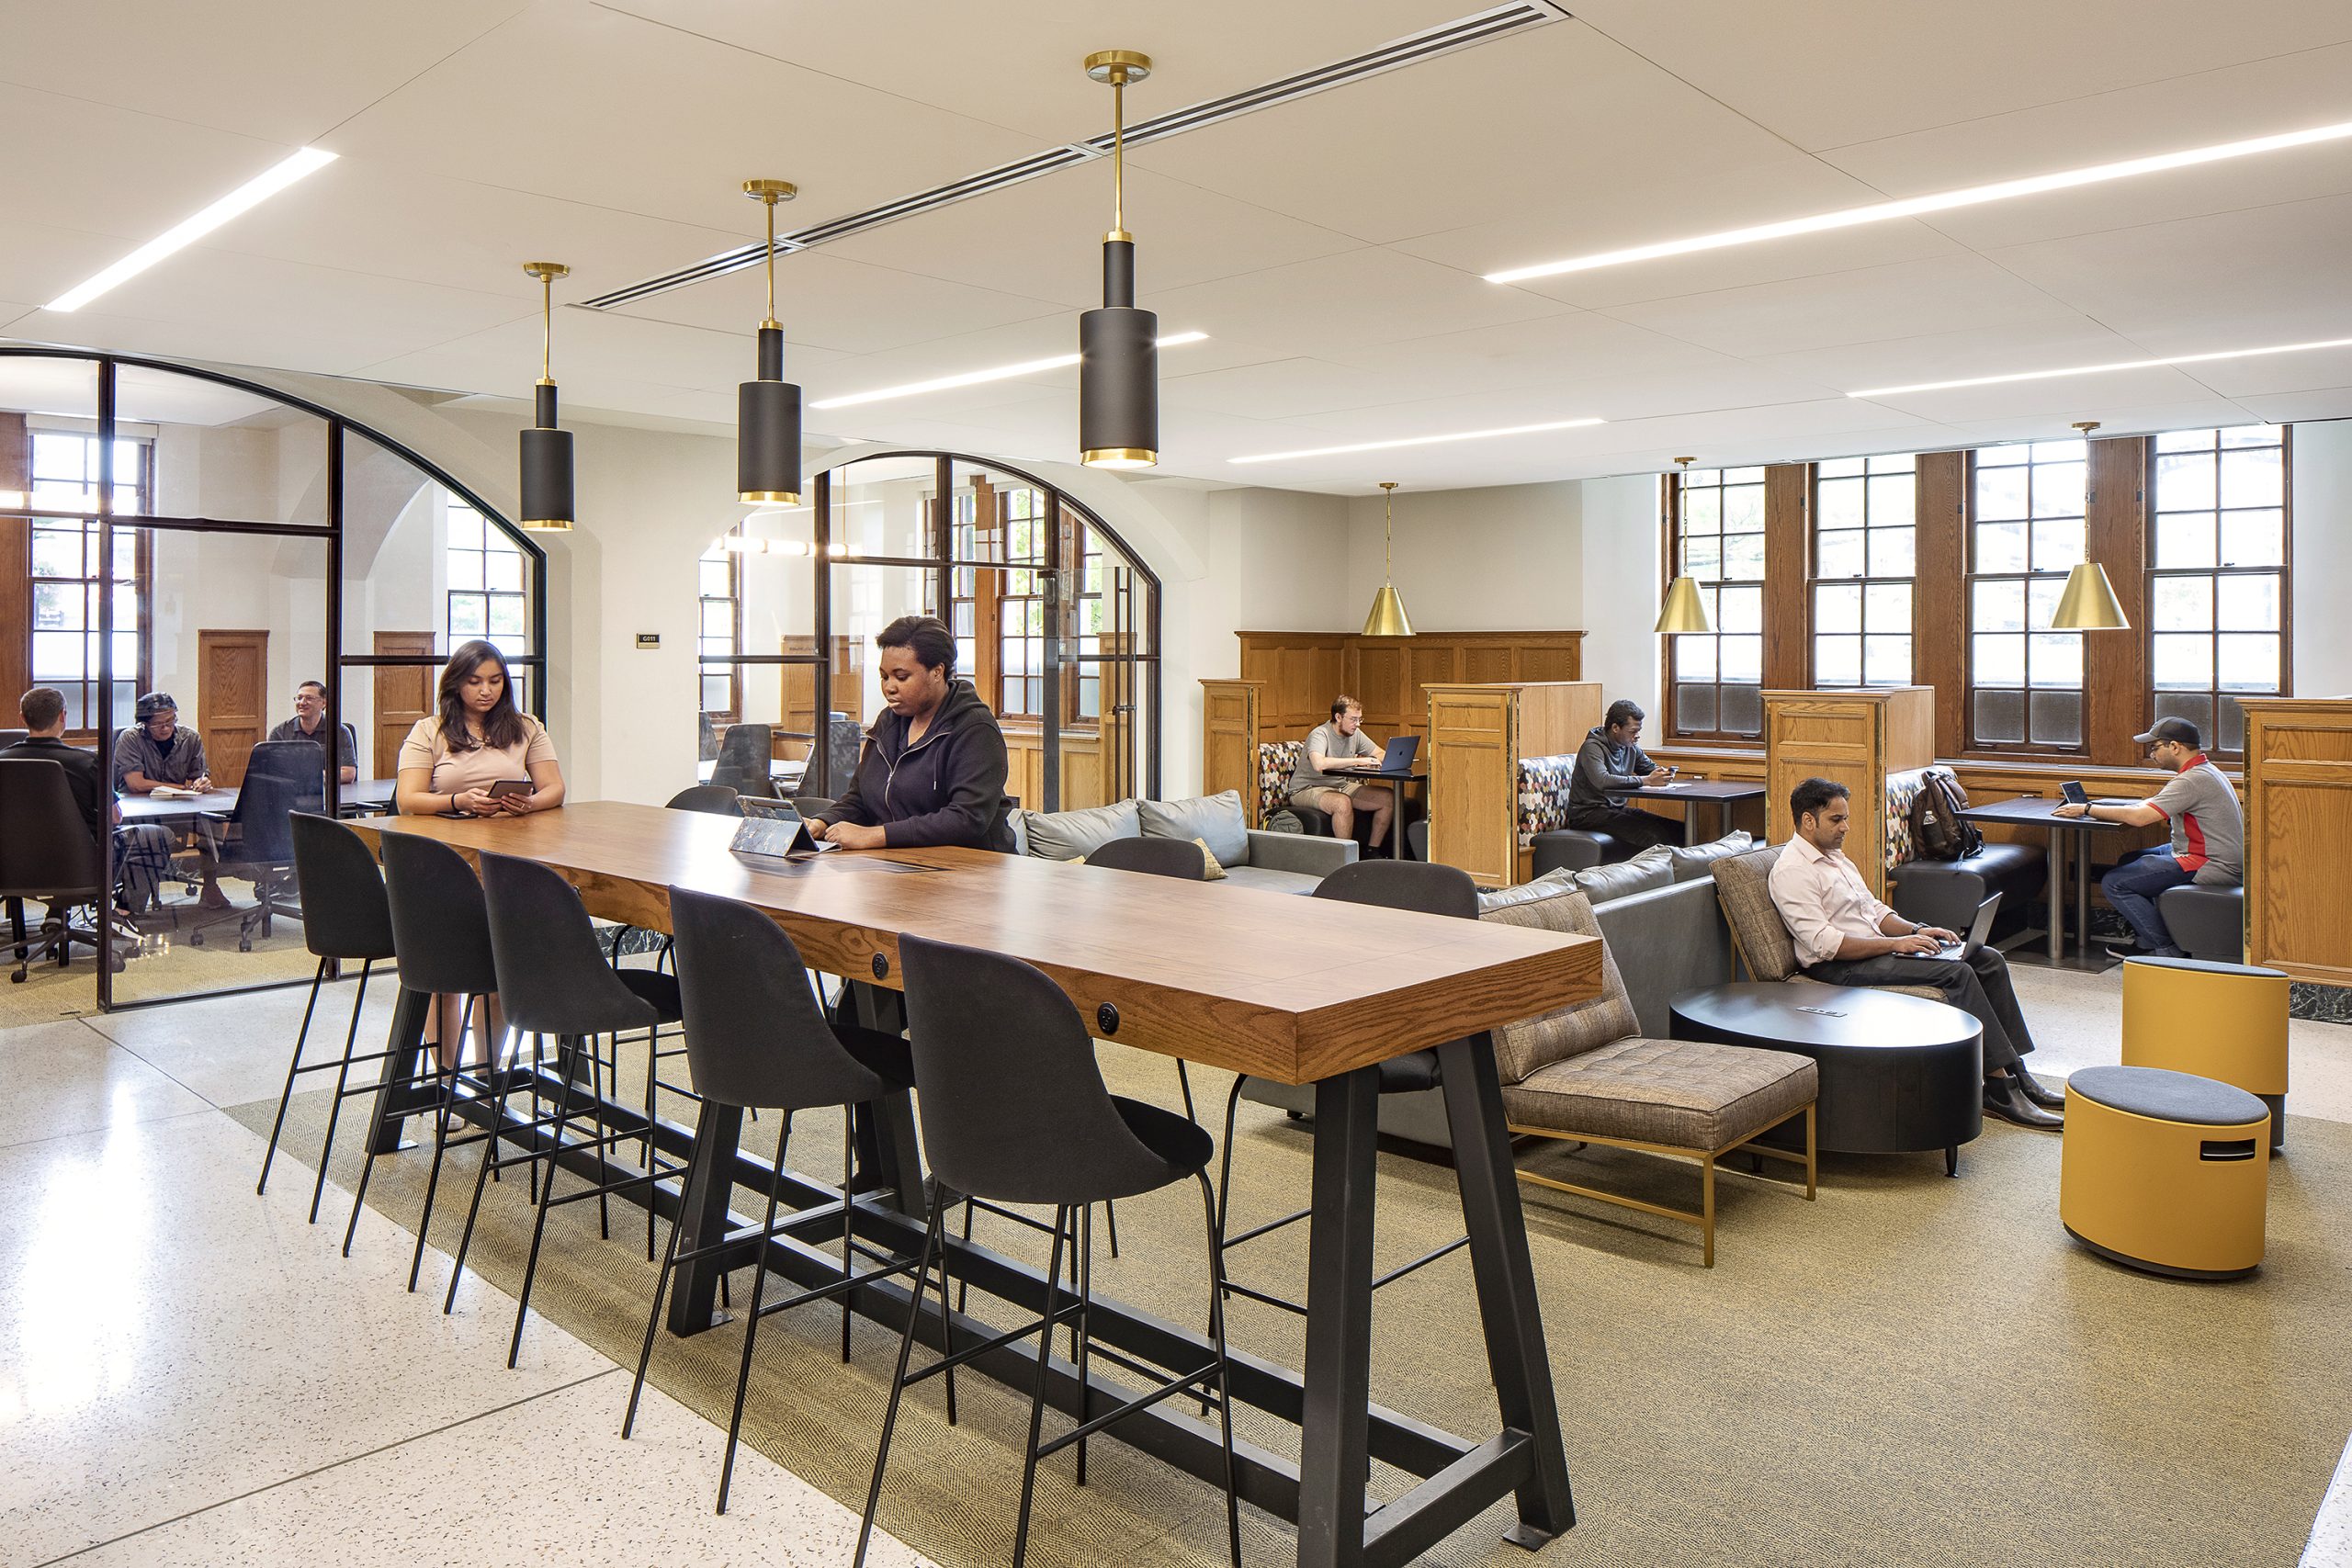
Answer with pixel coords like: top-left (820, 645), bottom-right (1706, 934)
top-left (1192, 837), bottom-right (1228, 881)
top-left (1478, 884), bottom-right (1639, 1084)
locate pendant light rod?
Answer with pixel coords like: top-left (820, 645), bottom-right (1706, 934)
top-left (525, 260), bottom-right (566, 385)
top-left (1382, 479), bottom-right (1396, 577)
top-left (1087, 49), bottom-right (1149, 241)
top-left (746, 177), bottom-right (796, 327)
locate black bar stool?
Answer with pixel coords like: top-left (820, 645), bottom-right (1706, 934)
top-left (624, 885), bottom-right (943, 1514)
top-left (856, 933), bottom-right (1240, 1568)
top-left (1216, 859), bottom-right (1475, 1315)
top-left (346, 831), bottom-right (510, 1291)
top-left (256, 813), bottom-right (397, 1225)
top-left (464, 850), bottom-right (686, 1367)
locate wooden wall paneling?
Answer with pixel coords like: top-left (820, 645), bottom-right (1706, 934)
top-left (1409, 641), bottom-right (1458, 739)
top-left (198, 628), bottom-right (268, 788)
top-left (371, 630), bottom-right (435, 780)
top-left (1763, 463), bottom-right (1811, 691)
top-left (1424, 683), bottom-right (1517, 887)
top-left (1517, 642), bottom-right (1579, 682)
top-left (1236, 631), bottom-right (1581, 756)
top-left (1353, 638), bottom-right (1411, 735)
top-left (1915, 451), bottom-right (1967, 760)
top-left (1764, 687), bottom-right (1932, 897)
top-left (2086, 434), bottom-right (2150, 766)
top-left (0, 412), bottom-right (29, 710)
top-left (1198, 678), bottom-right (1262, 821)
top-left (1514, 681), bottom-right (1603, 761)
top-left (2240, 697), bottom-right (2352, 986)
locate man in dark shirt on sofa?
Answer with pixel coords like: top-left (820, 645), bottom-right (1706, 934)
top-left (1566, 699), bottom-right (1684, 853)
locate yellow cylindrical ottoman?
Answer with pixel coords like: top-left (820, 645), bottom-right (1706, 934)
top-left (2120, 956), bottom-right (2290, 1152)
top-left (2062, 1065), bottom-right (2269, 1280)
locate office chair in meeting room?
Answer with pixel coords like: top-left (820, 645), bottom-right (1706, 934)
top-left (255, 813), bottom-right (399, 1226)
top-left (0, 759), bottom-right (112, 983)
top-left (1216, 858), bottom-right (1476, 1316)
top-left (467, 850), bottom-right (687, 1367)
top-left (857, 933), bottom-right (1241, 1568)
top-left (187, 740), bottom-right (322, 951)
top-left (625, 885), bottom-right (942, 1514)
top-left (708, 722), bottom-right (775, 798)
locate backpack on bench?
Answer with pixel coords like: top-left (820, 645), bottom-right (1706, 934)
top-left (1910, 772), bottom-right (1984, 862)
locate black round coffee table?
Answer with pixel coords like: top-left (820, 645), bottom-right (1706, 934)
top-left (1669, 981), bottom-right (1984, 1175)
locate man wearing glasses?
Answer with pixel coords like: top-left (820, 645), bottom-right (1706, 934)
top-left (2054, 716), bottom-right (2244, 959)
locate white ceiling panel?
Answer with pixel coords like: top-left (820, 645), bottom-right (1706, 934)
top-left (1321, 310), bottom-right (1746, 399)
top-left (359, 309), bottom-right (854, 405)
top-left (1566, 0), bottom-right (2352, 153)
top-left (1747, 321), bottom-right (2165, 396)
top-left (2230, 389), bottom-right (2352, 423)
top-left (612, 249), bottom-right (1068, 356)
top-left (322, 3), bottom-right (1040, 234)
top-left (1937, 398), bottom-right (2279, 446)
top-left (2179, 344), bottom-right (2352, 399)
top-left (0, 223), bottom-right (153, 319)
top-left (1603, 254), bottom-right (2091, 361)
top-left (823, 163), bottom-right (1367, 310)
top-left (0, 1), bottom-right (528, 145)
top-left (1846, 364), bottom-right (2232, 426)
top-left (1161, 357), bottom-right (1430, 421)
top-left (594, 0), bottom-right (1476, 141)
top-left (1148, 247), bottom-right (1559, 357)
top-left (1984, 194), bottom-right (2352, 350)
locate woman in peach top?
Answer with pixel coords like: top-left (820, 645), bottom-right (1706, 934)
top-left (395, 640), bottom-right (565, 818)
top-left (395, 640), bottom-right (565, 1072)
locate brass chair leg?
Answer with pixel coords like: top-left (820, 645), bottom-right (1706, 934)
top-left (1804, 1104), bottom-right (1818, 1200)
top-left (1701, 1156), bottom-right (1717, 1269)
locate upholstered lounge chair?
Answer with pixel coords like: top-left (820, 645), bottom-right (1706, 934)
top-left (1711, 844), bottom-right (1945, 1004)
top-left (1481, 876), bottom-right (1817, 1267)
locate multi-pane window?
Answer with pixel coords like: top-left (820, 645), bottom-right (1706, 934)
top-left (27, 431), bottom-right (148, 730)
top-left (1074, 516), bottom-right (1104, 721)
top-left (1968, 439), bottom-right (2086, 749)
top-left (444, 496), bottom-right (531, 704)
top-left (697, 536), bottom-right (740, 718)
top-left (1813, 454), bottom-right (1916, 686)
top-left (2148, 426), bottom-right (2288, 754)
top-left (996, 485), bottom-right (1047, 720)
top-left (1668, 466), bottom-right (1765, 738)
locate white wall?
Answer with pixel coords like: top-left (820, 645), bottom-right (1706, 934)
top-left (1343, 481), bottom-right (1582, 632)
top-left (2292, 417), bottom-right (2352, 698)
top-left (1576, 473), bottom-right (1665, 718)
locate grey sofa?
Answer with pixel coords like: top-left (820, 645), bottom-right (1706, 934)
top-left (1009, 791), bottom-right (1357, 896)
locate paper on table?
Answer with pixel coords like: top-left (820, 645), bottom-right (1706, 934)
top-left (149, 784), bottom-right (202, 799)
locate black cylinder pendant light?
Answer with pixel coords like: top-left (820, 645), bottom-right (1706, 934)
top-left (738, 178), bottom-right (802, 504)
top-left (1080, 49), bottom-right (1158, 469)
top-left (517, 261), bottom-right (573, 531)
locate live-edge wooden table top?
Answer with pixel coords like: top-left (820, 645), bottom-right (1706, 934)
top-left (354, 800), bottom-right (1600, 1088)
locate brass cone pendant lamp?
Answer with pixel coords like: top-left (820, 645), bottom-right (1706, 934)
top-left (2048, 422), bottom-right (2128, 629)
top-left (1363, 481), bottom-right (1415, 637)
top-left (1655, 457), bottom-right (1712, 632)
top-left (738, 179), bottom-right (803, 504)
top-left (1079, 50), bottom-right (1159, 468)
top-left (517, 261), bottom-right (573, 531)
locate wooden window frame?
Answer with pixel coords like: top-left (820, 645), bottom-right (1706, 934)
top-left (1661, 465), bottom-right (1769, 741)
top-left (24, 430), bottom-right (154, 737)
top-left (1963, 440), bottom-right (2089, 754)
top-left (696, 535), bottom-right (743, 723)
top-left (1807, 454), bottom-right (1917, 689)
top-left (2142, 426), bottom-right (2291, 761)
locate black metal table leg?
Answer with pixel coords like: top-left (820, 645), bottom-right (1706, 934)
top-left (1435, 1032), bottom-right (1575, 1548)
top-left (1295, 1065), bottom-right (1381, 1568)
top-left (667, 1097), bottom-right (745, 1337)
top-left (362, 987), bottom-right (435, 1156)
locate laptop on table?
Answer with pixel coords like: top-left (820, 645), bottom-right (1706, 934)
top-left (1935, 893), bottom-right (2003, 959)
top-left (1334, 736), bottom-right (1419, 774)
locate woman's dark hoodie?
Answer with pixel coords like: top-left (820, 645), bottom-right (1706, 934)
top-left (827, 679), bottom-right (1015, 852)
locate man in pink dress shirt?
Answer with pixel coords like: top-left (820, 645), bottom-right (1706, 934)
top-left (1768, 776), bottom-right (2063, 1131)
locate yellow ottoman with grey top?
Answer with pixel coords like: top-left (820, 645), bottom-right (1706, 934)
top-left (2062, 1066), bottom-right (2269, 1280)
top-left (2120, 956), bottom-right (2290, 1152)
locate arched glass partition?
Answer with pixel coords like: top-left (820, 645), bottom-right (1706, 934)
top-left (1, 348), bottom-right (543, 1010)
top-left (697, 452), bottom-right (1160, 813)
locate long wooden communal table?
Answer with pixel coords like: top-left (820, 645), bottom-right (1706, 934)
top-left (352, 802), bottom-right (1599, 1566)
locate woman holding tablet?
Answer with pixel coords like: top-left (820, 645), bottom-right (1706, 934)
top-left (394, 639), bottom-right (566, 819)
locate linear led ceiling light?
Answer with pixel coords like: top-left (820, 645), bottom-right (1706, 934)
top-left (810, 333), bottom-right (1205, 411)
top-left (1484, 118), bottom-right (2352, 285)
top-left (1229, 417), bottom-right (1603, 465)
top-left (45, 146), bottom-right (337, 312)
top-left (1849, 334), bottom-right (2352, 398)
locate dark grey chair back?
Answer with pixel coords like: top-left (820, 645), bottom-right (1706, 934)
top-left (0, 759), bottom-right (103, 897)
top-left (710, 723), bottom-right (775, 798)
top-left (792, 795), bottom-right (837, 819)
top-left (380, 832), bottom-right (499, 998)
top-left (665, 784), bottom-right (740, 815)
top-left (479, 851), bottom-right (660, 1036)
top-left (667, 886), bottom-right (895, 1112)
top-left (1084, 836), bottom-right (1204, 880)
top-left (288, 814), bottom-right (394, 962)
top-left (825, 714), bottom-right (864, 798)
top-left (697, 710), bottom-right (719, 762)
top-left (1313, 858), bottom-right (1478, 919)
top-left (0, 729), bottom-right (28, 749)
top-left (898, 933), bottom-right (1178, 1206)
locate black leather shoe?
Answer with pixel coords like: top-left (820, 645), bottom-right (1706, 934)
top-left (1984, 1077), bottom-right (2063, 1130)
top-left (2009, 1066), bottom-right (2066, 1109)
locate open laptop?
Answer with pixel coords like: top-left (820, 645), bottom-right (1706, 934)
top-left (2060, 780), bottom-right (2137, 808)
top-left (1333, 735), bottom-right (1419, 774)
top-left (1935, 893), bottom-right (2003, 959)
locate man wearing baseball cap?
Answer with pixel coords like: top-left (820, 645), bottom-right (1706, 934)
top-left (2054, 716), bottom-right (2243, 958)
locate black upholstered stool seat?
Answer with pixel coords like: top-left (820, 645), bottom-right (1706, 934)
top-left (2067, 1064), bottom-right (2267, 1125)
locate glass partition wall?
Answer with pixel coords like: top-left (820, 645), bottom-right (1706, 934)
top-left (1, 348), bottom-right (542, 1010)
top-left (698, 452), bottom-right (1159, 813)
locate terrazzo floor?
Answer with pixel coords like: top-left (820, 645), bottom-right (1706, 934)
top-left (3, 963), bottom-right (2345, 1565)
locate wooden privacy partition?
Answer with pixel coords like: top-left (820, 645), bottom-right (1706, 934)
top-left (1199, 677), bottom-right (1266, 821)
top-left (1426, 680), bottom-right (1602, 887)
top-left (1238, 629), bottom-right (1583, 747)
top-left (1764, 686), bottom-right (1934, 898)
top-left (2240, 697), bottom-right (2352, 987)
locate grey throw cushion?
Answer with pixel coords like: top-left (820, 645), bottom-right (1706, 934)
top-left (1137, 791), bottom-right (1250, 869)
top-left (1021, 798), bottom-right (1141, 861)
top-left (1668, 829), bottom-right (1755, 883)
top-left (1572, 844), bottom-right (1674, 905)
top-left (1476, 882), bottom-right (1640, 1084)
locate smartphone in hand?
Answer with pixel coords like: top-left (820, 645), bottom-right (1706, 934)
top-left (486, 779), bottom-right (533, 799)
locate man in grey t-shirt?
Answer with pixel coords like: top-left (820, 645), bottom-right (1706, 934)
top-left (2057, 716), bottom-right (2245, 957)
top-left (1287, 694), bottom-right (1395, 853)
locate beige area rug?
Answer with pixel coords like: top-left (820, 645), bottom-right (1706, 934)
top-left (1, 880), bottom-right (316, 1025)
top-left (232, 1031), bottom-right (2352, 1568)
